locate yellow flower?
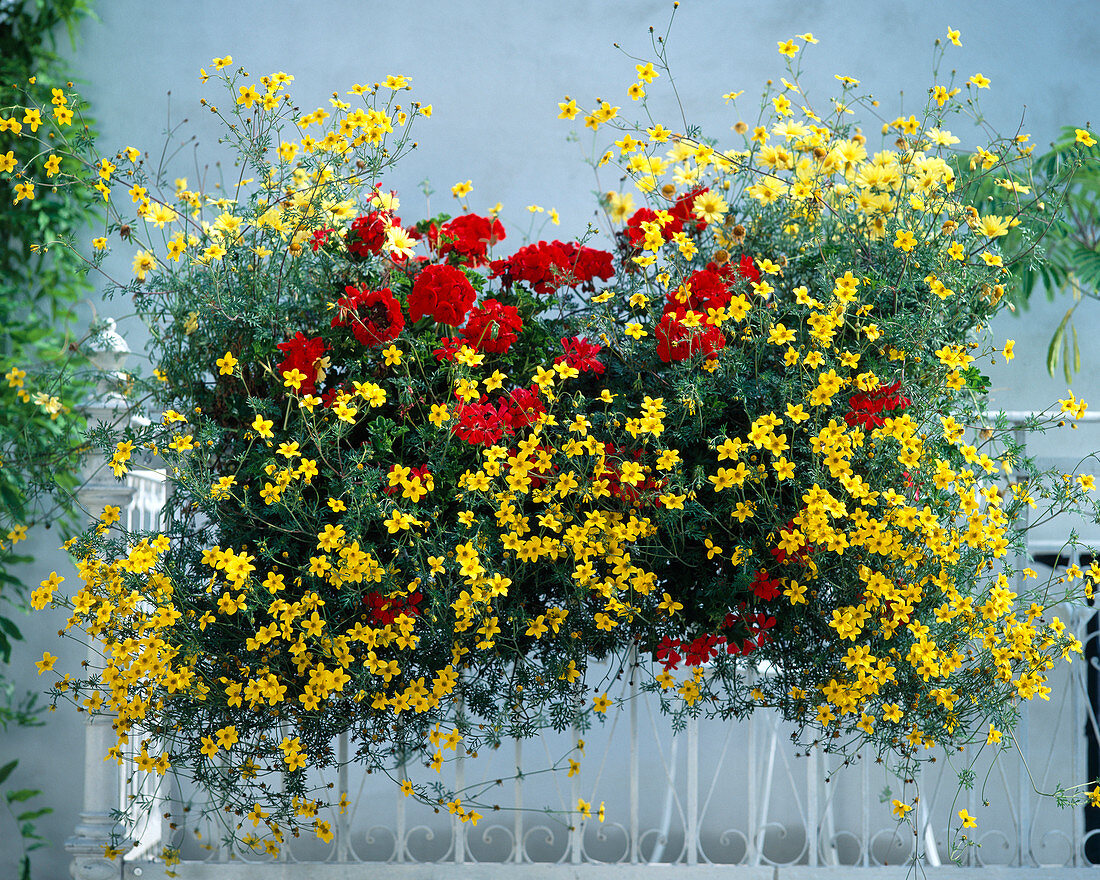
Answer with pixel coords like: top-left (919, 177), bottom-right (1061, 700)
top-left (382, 344), bottom-right (402, 366)
top-left (132, 250), bottom-right (156, 280)
top-left (957, 809), bottom-right (977, 828)
top-left (592, 693), bottom-right (611, 713)
top-left (216, 351), bottom-right (238, 375)
top-left (1075, 128), bottom-right (1097, 148)
top-left (237, 85), bottom-right (261, 108)
top-left (891, 799), bottom-right (913, 818)
top-left (35, 651), bottom-right (57, 674)
top-left (693, 190), bottom-right (728, 224)
top-left (282, 368), bottom-right (306, 391)
top-left (969, 73), bottom-right (991, 89)
top-left (558, 97), bottom-right (579, 120)
top-left (657, 592), bottom-right (683, 616)
top-left (893, 230), bottom-right (917, 253)
top-left (451, 179), bottom-right (472, 198)
top-left (252, 414), bottom-right (274, 439)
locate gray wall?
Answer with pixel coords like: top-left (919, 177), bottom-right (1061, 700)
top-left (5, 2), bottom-right (1100, 877)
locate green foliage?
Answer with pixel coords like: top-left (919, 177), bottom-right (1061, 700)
top-left (0, 1), bottom-right (97, 875)
top-left (970, 126), bottom-right (1100, 380)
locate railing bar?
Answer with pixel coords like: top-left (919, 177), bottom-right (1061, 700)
top-left (747, 706), bottom-right (756, 865)
top-left (861, 747), bottom-right (870, 867)
top-left (686, 714), bottom-right (698, 866)
top-left (570, 719), bottom-right (582, 864)
top-left (514, 738), bottom-right (524, 863)
top-left (395, 757), bottom-right (406, 863)
top-left (454, 731), bottom-right (466, 865)
top-left (753, 718), bottom-right (779, 866)
top-left (336, 732), bottom-right (349, 862)
top-left (807, 745), bottom-right (819, 867)
top-left (629, 644), bottom-right (639, 864)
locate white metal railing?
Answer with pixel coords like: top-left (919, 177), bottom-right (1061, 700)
top-left (69, 399), bottom-right (1100, 879)
top-left (121, 613), bottom-right (1098, 872)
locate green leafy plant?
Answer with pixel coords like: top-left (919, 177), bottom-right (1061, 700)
top-left (969, 125), bottom-right (1100, 379)
top-left (0, 1), bottom-right (98, 875)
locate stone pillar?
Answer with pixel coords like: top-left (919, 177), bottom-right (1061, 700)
top-left (66, 319), bottom-right (140, 880)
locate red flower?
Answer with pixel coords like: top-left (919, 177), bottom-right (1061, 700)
top-left (750, 570), bottom-right (782, 602)
top-left (490, 240), bottom-right (614, 294)
top-left (363, 590), bottom-right (423, 626)
top-left (556, 336), bottom-right (605, 375)
top-left (501, 386), bottom-right (546, 431)
top-left (845, 381), bottom-right (910, 429)
top-left (663, 267), bottom-right (733, 318)
top-left (310, 228), bottom-right (334, 252)
top-left (656, 636), bottom-right (683, 671)
top-left (276, 332), bottom-right (327, 396)
top-left (432, 336), bottom-right (466, 362)
top-left (347, 210), bottom-right (399, 258)
top-left (332, 285), bottom-right (405, 347)
top-left (408, 263), bottom-right (477, 326)
top-left (452, 396), bottom-right (509, 446)
top-left (682, 633), bottom-right (725, 665)
top-left (462, 299), bottom-right (523, 354)
top-left (565, 241), bottom-right (615, 287)
top-left (669, 187), bottom-right (711, 231)
top-left (624, 207), bottom-right (684, 249)
top-left (737, 253), bottom-right (761, 286)
top-left (434, 213), bottom-right (506, 267)
top-left (655, 313), bottom-right (726, 363)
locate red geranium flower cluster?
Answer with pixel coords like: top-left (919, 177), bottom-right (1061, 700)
top-left (489, 240), bottom-right (614, 294)
top-left (461, 299), bottom-right (523, 353)
top-left (501, 386), bottom-right (546, 431)
top-left (452, 397), bottom-right (508, 445)
top-left (655, 313), bottom-right (727, 363)
top-left (276, 332), bottom-right (327, 396)
top-left (664, 267), bottom-right (733, 318)
top-left (347, 210), bottom-right (398, 258)
top-left (749, 570), bottom-right (782, 601)
top-left (310, 228), bottom-right (334, 252)
top-left (721, 607), bottom-right (777, 656)
top-left (653, 257), bottom-right (761, 363)
top-left (408, 263), bottom-right (477, 326)
top-left (432, 213), bottom-right (506, 267)
top-left (451, 385), bottom-right (547, 446)
top-left (362, 590), bottom-right (423, 626)
top-left (623, 187), bottom-right (710, 248)
top-left (555, 336), bottom-right (605, 375)
top-left (845, 381), bottom-right (910, 429)
top-left (332, 285), bottom-right (405, 347)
